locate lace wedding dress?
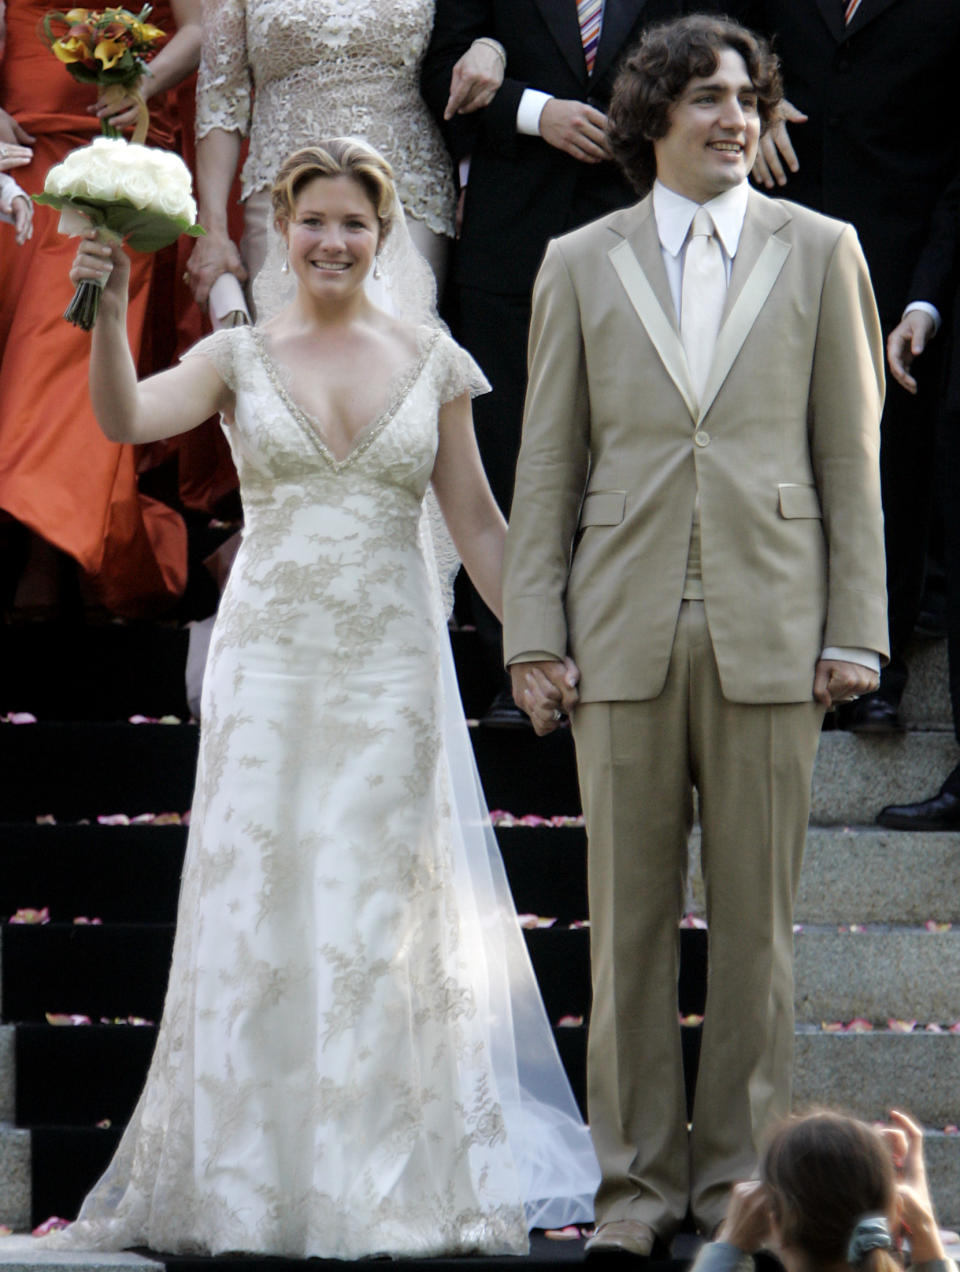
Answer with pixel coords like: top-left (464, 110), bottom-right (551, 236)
top-left (196, 0), bottom-right (456, 237)
top-left (14, 324), bottom-right (598, 1258)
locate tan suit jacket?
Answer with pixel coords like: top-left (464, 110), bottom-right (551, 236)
top-left (503, 188), bottom-right (889, 703)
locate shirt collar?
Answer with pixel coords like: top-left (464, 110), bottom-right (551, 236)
top-left (652, 179), bottom-right (750, 261)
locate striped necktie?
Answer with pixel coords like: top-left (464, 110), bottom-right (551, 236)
top-left (577, 0), bottom-right (602, 76)
top-left (843, 0), bottom-right (862, 23)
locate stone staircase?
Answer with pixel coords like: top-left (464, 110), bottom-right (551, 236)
top-left (0, 622), bottom-right (958, 1258)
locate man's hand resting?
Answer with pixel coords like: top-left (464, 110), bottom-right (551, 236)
top-left (539, 99), bottom-right (612, 164)
top-left (510, 657), bottom-right (580, 735)
top-left (813, 659), bottom-right (879, 708)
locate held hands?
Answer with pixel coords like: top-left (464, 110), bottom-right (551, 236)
top-left (70, 229), bottom-right (130, 306)
top-left (887, 310), bottom-right (936, 395)
top-left (539, 99), bottom-right (612, 164)
top-left (813, 658), bottom-right (879, 708)
top-left (510, 657), bottom-right (580, 736)
top-left (752, 98), bottom-right (807, 189)
top-left (186, 228), bottom-right (247, 309)
top-left (716, 1180), bottom-right (774, 1253)
top-left (882, 1109), bottom-right (945, 1263)
top-left (444, 39), bottom-right (505, 119)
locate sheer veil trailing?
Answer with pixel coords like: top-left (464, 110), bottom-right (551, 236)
top-left (260, 143), bottom-right (600, 1227)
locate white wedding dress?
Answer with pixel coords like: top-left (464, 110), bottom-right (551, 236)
top-left (16, 323), bottom-right (598, 1258)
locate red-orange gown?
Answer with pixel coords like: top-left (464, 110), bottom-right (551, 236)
top-left (0, 0), bottom-right (187, 617)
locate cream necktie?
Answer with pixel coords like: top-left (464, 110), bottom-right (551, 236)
top-left (680, 207), bottom-right (726, 403)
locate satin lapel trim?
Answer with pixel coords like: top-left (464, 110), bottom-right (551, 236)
top-left (533, 0), bottom-right (588, 86)
top-left (814, 0), bottom-right (845, 42)
top-left (591, 0), bottom-right (642, 83)
top-left (697, 233), bottom-right (791, 420)
top-left (608, 236), bottom-right (698, 421)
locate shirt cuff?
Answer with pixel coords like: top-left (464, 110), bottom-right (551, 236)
top-left (517, 88), bottom-right (553, 135)
top-left (458, 157), bottom-right (471, 189)
top-left (820, 647), bottom-right (881, 674)
top-left (904, 301), bottom-right (942, 333)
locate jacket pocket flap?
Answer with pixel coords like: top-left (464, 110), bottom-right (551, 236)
top-left (579, 490), bottom-right (626, 527)
top-left (778, 484), bottom-right (822, 519)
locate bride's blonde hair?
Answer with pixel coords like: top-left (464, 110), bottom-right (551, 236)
top-left (271, 139), bottom-right (400, 244)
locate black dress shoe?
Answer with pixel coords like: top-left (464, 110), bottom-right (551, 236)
top-left (481, 687), bottom-right (533, 729)
top-left (877, 790), bottom-right (960, 831)
top-left (838, 694), bottom-right (904, 734)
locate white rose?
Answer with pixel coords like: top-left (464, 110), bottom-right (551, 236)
top-left (115, 166), bottom-right (157, 209)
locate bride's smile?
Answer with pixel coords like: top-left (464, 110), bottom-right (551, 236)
top-left (285, 174), bottom-right (381, 298)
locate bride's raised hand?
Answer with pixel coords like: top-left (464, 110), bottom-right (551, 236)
top-left (69, 230), bottom-right (130, 306)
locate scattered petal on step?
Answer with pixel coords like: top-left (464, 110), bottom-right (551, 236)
top-left (97, 813), bottom-right (130, 826)
top-left (925, 920), bottom-right (952, 933)
top-left (846, 1018), bottom-right (873, 1033)
top-left (99, 1016), bottom-right (155, 1026)
top-left (680, 1013), bottom-right (704, 1026)
top-left (45, 1014), bottom-right (91, 1026)
top-left (570, 919), bottom-right (591, 929)
top-left (10, 906), bottom-right (50, 924)
top-left (838, 923), bottom-right (867, 933)
top-left (182, 809), bottom-right (191, 825)
top-left (556, 1014), bottom-right (584, 1027)
top-left (517, 915), bottom-right (557, 929)
top-left (0, 1225), bottom-right (11, 1237)
top-left (158, 715), bottom-right (182, 725)
top-left (151, 811), bottom-right (183, 825)
top-left (96, 1119), bottom-right (112, 1129)
top-left (32, 1218), bottom-right (70, 1237)
top-left (822, 1021), bottom-right (845, 1032)
top-left (35, 814), bottom-right (56, 825)
top-left (128, 715), bottom-right (157, 724)
top-left (945, 1125), bottom-right (959, 1136)
top-left (793, 924), bottom-right (803, 933)
top-left (887, 1019), bottom-right (917, 1033)
top-left (949, 1021), bottom-right (960, 1034)
top-left (679, 914), bottom-right (707, 929)
top-left (925, 1023), bottom-right (944, 1033)
top-left (73, 916), bottom-right (102, 925)
top-left (545, 1227), bottom-right (583, 1240)
top-left (3, 711), bottom-right (37, 724)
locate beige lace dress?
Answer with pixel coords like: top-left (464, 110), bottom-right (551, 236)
top-left (196, 0), bottom-right (456, 238)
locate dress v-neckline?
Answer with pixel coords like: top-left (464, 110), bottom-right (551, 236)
top-left (251, 326), bottom-right (440, 470)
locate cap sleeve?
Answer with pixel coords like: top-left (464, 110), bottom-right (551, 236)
top-left (433, 330), bottom-right (491, 405)
top-left (180, 327), bottom-right (244, 393)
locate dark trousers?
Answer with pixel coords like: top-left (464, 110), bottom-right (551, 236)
top-left (938, 407), bottom-right (960, 794)
top-left (454, 285), bottom-right (533, 673)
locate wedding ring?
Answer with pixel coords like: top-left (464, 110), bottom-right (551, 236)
top-left (552, 709), bottom-right (563, 722)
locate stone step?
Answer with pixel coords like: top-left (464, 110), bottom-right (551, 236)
top-left (810, 731), bottom-right (957, 826)
top-left (0, 1125), bottom-right (30, 1232)
top-left (917, 1131), bottom-right (960, 1229)
top-left (793, 1027), bottom-right (960, 1125)
top-left (793, 925), bottom-right (960, 1022)
top-left (0, 1251), bottom-right (161, 1271)
top-left (902, 637), bottom-right (952, 730)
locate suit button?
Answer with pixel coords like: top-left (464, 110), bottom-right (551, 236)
top-left (694, 430), bottom-right (710, 447)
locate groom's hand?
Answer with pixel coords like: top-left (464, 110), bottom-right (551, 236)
top-left (510, 657), bottom-right (580, 735)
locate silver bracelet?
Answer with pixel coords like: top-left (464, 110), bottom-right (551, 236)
top-left (472, 36), bottom-right (507, 68)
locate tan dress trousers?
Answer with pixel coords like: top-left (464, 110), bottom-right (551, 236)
top-left (572, 600), bottom-right (825, 1235)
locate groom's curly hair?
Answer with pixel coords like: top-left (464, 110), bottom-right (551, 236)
top-left (608, 15), bottom-right (782, 194)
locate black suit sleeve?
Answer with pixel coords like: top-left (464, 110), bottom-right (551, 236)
top-left (907, 167), bottom-right (960, 313)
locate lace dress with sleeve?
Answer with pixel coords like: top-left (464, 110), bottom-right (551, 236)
top-left (196, 0), bottom-right (456, 237)
top-left (5, 324), bottom-right (599, 1259)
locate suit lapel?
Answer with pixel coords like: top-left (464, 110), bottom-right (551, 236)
top-left (533, 0), bottom-right (588, 87)
top-left (606, 193), bottom-right (793, 424)
top-left (814, 0), bottom-right (845, 42)
top-left (845, 0), bottom-right (901, 37)
top-left (607, 200), bottom-right (699, 421)
top-left (697, 194), bottom-right (792, 419)
top-left (591, 0), bottom-right (644, 84)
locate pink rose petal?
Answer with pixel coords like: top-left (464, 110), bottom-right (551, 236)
top-left (822, 1021), bottom-right (845, 1033)
top-left (72, 917), bottom-right (102, 926)
top-left (45, 1013), bottom-right (91, 1026)
top-left (96, 1119), bottom-right (112, 1129)
top-left (5, 711), bottom-right (37, 724)
top-left (158, 715), bottom-right (182, 725)
top-left (680, 1013), bottom-right (704, 1026)
top-left (32, 1217), bottom-right (70, 1237)
top-left (846, 1018), bottom-right (873, 1033)
top-left (570, 919), bottom-right (591, 929)
top-left (838, 923), bottom-right (867, 934)
top-left (925, 920), bottom-right (952, 933)
top-left (557, 1014), bottom-right (584, 1027)
top-left (887, 1019), bottom-right (917, 1033)
top-left (151, 811), bottom-right (182, 825)
top-left (545, 1226), bottom-right (583, 1240)
top-left (945, 1124), bottom-right (959, 1136)
top-left (97, 814), bottom-right (130, 826)
top-left (9, 906), bottom-right (50, 925)
top-left (35, 814), bottom-right (56, 825)
top-left (679, 914), bottom-right (707, 929)
top-left (925, 1023), bottom-right (944, 1033)
top-left (127, 715), bottom-right (156, 724)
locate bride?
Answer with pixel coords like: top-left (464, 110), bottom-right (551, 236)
top-left (30, 137), bottom-right (599, 1258)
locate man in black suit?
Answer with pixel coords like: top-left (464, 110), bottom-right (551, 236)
top-left (876, 170), bottom-right (960, 829)
top-left (731, 0), bottom-right (960, 731)
top-left (421, 0), bottom-right (725, 724)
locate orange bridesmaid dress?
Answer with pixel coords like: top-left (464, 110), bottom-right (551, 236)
top-left (0, 0), bottom-right (187, 617)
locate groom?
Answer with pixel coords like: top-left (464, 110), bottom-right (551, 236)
top-left (503, 14), bottom-right (887, 1249)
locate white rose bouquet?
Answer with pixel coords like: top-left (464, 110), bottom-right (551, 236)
top-left (34, 135), bottom-right (204, 329)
